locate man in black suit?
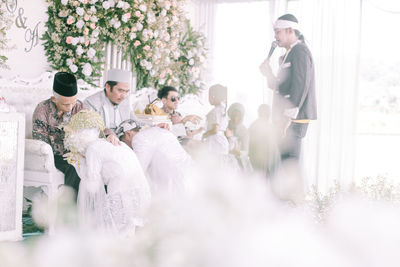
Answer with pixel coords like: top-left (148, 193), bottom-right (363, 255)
top-left (260, 14), bottom-right (317, 161)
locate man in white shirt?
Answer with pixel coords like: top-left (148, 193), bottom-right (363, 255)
top-left (117, 119), bottom-right (193, 197)
top-left (84, 69), bottom-right (136, 145)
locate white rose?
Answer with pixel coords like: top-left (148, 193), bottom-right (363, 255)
top-left (102, 1), bottom-right (110, 9)
top-left (79, 36), bottom-right (85, 43)
top-left (90, 6), bottom-right (96, 13)
top-left (76, 45), bottom-right (84, 56)
top-left (90, 38), bottom-right (97, 44)
top-left (187, 51), bottom-right (193, 59)
top-left (150, 70), bottom-right (156, 77)
top-left (91, 15), bottom-right (98, 22)
top-left (122, 14), bottom-right (129, 23)
top-left (76, 20), bottom-right (84, 29)
top-left (87, 47), bottom-right (96, 58)
top-left (108, 0), bottom-right (115, 7)
top-left (110, 18), bottom-right (115, 25)
top-left (76, 7), bottom-right (84, 16)
top-left (159, 79), bottom-right (165, 85)
top-left (189, 59), bottom-right (195, 66)
top-left (145, 63), bottom-right (152, 70)
top-left (58, 11), bottom-right (68, 17)
top-left (123, 2), bottom-right (130, 10)
top-left (140, 59), bottom-right (147, 67)
top-left (136, 22), bottom-right (143, 31)
top-left (129, 33), bottom-right (136, 40)
top-left (66, 58), bottom-right (73, 66)
top-left (113, 21), bottom-right (121, 29)
top-left (92, 29), bottom-right (99, 37)
top-left (117, 1), bottom-right (124, 8)
top-left (82, 63), bottom-right (93, 76)
top-left (91, 0), bottom-right (98, 3)
top-left (71, 37), bottom-right (79, 45)
top-left (160, 9), bottom-right (167, 16)
top-left (61, 0), bottom-right (68, 5)
top-left (139, 4), bottom-right (147, 12)
top-left (69, 64), bottom-right (78, 73)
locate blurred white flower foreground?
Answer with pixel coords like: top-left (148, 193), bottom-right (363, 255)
top-left (2, 159), bottom-right (400, 267)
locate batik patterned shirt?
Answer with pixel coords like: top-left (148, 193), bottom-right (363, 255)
top-left (32, 98), bottom-right (86, 156)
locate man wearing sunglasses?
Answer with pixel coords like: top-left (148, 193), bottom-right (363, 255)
top-left (158, 86), bottom-right (202, 139)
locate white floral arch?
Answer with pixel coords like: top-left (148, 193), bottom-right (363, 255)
top-left (43, 0), bottom-right (207, 95)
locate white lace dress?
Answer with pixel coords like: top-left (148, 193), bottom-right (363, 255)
top-left (130, 127), bottom-right (193, 197)
top-left (74, 139), bottom-right (151, 235)
top-left (204, 104), bottom-right (230, 154)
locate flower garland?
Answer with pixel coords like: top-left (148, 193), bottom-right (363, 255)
top-left (176, 19), bottom-right (206, 95)
top-left (42, 0), bottom-right (207, 94)
top-left (0, 0), bottom-right (14, 69)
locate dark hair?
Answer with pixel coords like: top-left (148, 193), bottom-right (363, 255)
top-left (278, 14), bottom-right (305, 43)
top-left (105, 81), bottom-right (118, 92)
top-left (158, 86), bottom-right (178, 99)
top-left (278, 13), bottom-right (298, 23)
top-left (209, 84), bottom-right (227, 104)
top-left (258, 104), bottom-right (271, 119)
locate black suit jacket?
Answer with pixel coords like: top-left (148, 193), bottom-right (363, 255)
top-left (275, 42), bottom-right (317, 120)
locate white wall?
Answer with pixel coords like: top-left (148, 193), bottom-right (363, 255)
top-left (0, 0), bottom-right (49, 79)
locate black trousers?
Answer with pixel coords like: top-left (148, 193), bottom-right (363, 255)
top-left (280, 122), bottom-right (309, 161)
top-left (54, 155), bottom-right (81, 193)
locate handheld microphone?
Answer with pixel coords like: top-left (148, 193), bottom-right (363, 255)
top-left (267, 40), bottom-right (278, 60)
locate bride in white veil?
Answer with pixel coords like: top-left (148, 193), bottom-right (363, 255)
top-left (63, 110), bottom-right (151, 235)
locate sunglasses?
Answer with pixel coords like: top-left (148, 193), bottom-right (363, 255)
top-left (170, 96), bottom-right (181, 102)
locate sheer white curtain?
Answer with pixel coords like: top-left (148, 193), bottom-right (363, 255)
top-left (288, 0), bottom-right (362, 192)
top-left (191, 0), bottom-right (274, 88)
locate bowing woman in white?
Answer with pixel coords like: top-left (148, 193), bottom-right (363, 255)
top-left (117, 120), bottom-right (193, 198)
top-left (63, 110), bottom-right (151, 235)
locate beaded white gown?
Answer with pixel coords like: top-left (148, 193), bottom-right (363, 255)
top-left (72, 134), bottom-right (151, 235)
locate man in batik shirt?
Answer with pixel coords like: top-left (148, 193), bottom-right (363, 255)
top-left (32, 72), bottom-right (86, 193)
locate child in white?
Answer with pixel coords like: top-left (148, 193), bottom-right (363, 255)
top-left (202, 84), bottom-right (230, 154)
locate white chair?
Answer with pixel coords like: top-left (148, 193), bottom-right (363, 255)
top-left (0, 75), bottom-right (98, 234)
top-left (0, 112), bottom-right (25, 241)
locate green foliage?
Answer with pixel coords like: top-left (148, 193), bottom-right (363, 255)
top-left (42, 0), bottom-right (207, 95)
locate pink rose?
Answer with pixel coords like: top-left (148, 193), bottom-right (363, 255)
top-left (84, 14), bottom-right (90, 21)
top-left (125, 12), bottom-right (131, 19)
top-left (134, 40), bottom-right (141, 47)
top-left (67, 18), bottom-right (74, 24)
top-left (85, 40), bottom-right (90, 46)
top-left (134, 11), bottom-right (141, 17)
top-left (66, 36), bottom-right (73, 44)
top-left (143, 45), bottom-right (150, 51)
top-left (90, 23), bottom-right (96, 29)
top-left (83, 27), bottom-right (89, 35)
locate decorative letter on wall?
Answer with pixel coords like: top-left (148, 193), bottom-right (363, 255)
top-left (0, 0), bottom-right (48, 80)
top-left (0, 112), bottom-right (25, 241)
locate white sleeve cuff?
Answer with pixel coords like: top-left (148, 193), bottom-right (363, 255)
top-left (283, 107), bottom-right (299, 119)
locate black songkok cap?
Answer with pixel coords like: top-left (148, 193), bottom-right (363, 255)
top-left (53, 72), bottom-right (77, 97)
